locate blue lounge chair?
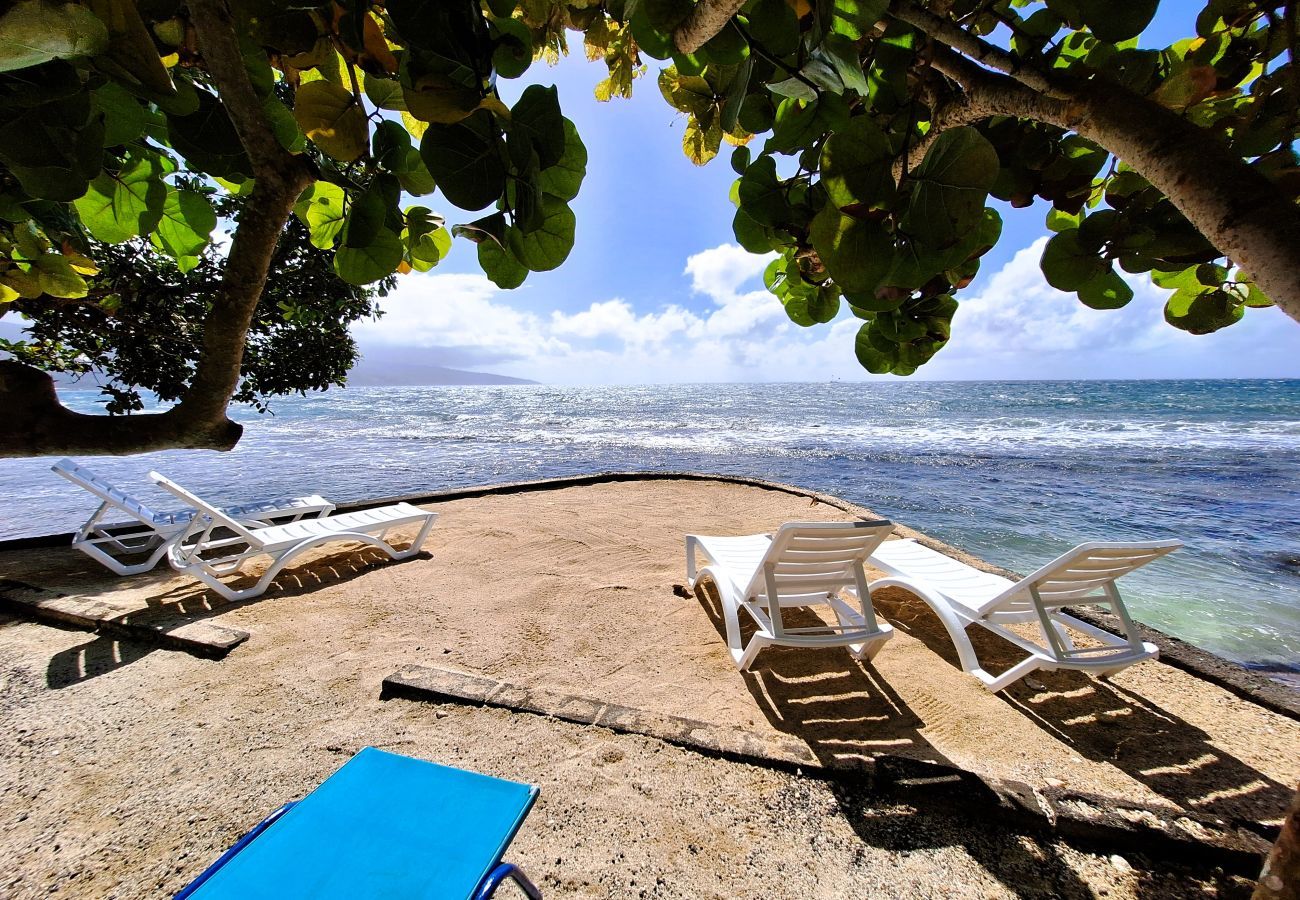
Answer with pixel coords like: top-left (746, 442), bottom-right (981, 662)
top-left (174, 748), bottom-right (541, 899)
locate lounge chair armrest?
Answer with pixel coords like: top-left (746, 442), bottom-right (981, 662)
top-left (473, 862), bottom-right (542, 900)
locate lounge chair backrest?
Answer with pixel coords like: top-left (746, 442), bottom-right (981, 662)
top-left (984, 540), bottom-right (1183, 616)
top-left (746, 520), bottom-right (894, 600)
top-left (148, 472), bottom-right (264, 547)
top-left (52, 458), bottom-right (159, 523)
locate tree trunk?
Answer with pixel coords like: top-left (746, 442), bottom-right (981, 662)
top-left (1255, 785), bottom-right (1300, 900)
top-left (0, 0), bottom-right (314, 458)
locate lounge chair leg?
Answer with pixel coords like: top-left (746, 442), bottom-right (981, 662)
top-left (474, 862), bottom-right (542, 900)
top-left (985, 657), bottom-right (1045, 693)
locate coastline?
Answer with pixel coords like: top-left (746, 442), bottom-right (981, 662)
top-left (5, 471), bottom-right (1295, 715)
top-left (0, 474), bottom-right (1296, 898)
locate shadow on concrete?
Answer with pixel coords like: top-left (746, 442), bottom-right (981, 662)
top-left (872, 585), bottom-right (1293, 832)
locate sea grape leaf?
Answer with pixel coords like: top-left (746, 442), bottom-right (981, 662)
top-left (334, 227), bottom-right (404, 284)
top-left (0, 2), bottom-right (108, 72)
top-left (537, 118), bottom-right (587, 201)
top-left (150, 188), bottom-right (216, 263)
top-left (737, 155), bottom-right (788, 226)
top-left (1074, 0), bottom-right (1158, 42)
top-left (403, 72), bottom-right (481, 125)
top-left (1164, 287), bottom-right (1244, 334)
top-left (809, 204), bottom-right (891, 293)
top-left (1077, 269), bottom-right (1134, 309)
top-left (1040, 229), bottom-right (1108, 291)
top-left (820, 115), bottom-right (894, 210)
top-left (420, 110), bottom-right (506, 212)
top-left (93, 81), bottom-right (146, 147)
top-left (479, 237), bottom-right (528, 288)
top-left (73, 155), bottom-right (166, 243)
top-left (506, 196), bottom-right (575, 271)
top-left (293, 181), bottom-right (347, 249)
top-left (293, 80), bottom-right (368, 161)
top-left (902, 127), bottom-right (998, 249)
top-left (166, 88), bottom-right (252, 178)
top-left (830, 0), bottom-right (890, 40)
top-left (511, 84), bottom-right (566, 169)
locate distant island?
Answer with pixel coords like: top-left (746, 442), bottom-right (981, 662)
top-left (347, 349), bottom-right (536, 386)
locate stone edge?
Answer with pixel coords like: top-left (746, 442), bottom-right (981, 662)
top-left (0, 579), bottom-right (248, 660)
top-left (381, 664), bottom-right (1273, 874)
top-left (2, 470), bottom-right (1295, 718)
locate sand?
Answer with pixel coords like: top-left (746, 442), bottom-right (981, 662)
top-left (0, 477), bottom-right (1293, 897)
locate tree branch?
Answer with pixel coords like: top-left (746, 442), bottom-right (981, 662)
top-left (672, 0), bottom-right (748, 55)
top-left (918, 47), bottom-right (1300, 325)
top-left (888, 0), bottom-right (1061, 96)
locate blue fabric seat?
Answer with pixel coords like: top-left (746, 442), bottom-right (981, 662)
top-left (175, 747), bottom-right (541, 899)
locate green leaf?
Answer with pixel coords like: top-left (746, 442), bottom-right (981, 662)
top-left (73, 155), bottom-right (166, 243)
top-left (855, 321), bottom-right (897, 373)
top-left (537, 118), bottom-right (587, 201)
top-left (732, 206), bottom-right (774, 253)
top-left (821, 34), bottom-right (869, 96)
top-left (0, 2), bottom-right (108, 72)
top-left (830, 0), bottom-right (890, 40)
top-left (478, 238), bottom-right (528, 289)
top-left (809, 204), bottom-right (891, 293)
top-left (93, 82), bottom-right (146, 147)
top-left (166, 88), bottom-right (252, 179)
top-left (746, 0), bottom-right (800, 56)
top-left (902, 127), bottom-right (998, 249)
top-left (342, 183), bottom-right (390, 249)
top-left (150, 189), bottom-right (215, 262)
top-left (820, 115), bottom-right (894, 210)
top-left (491, 16), bottom-right (533, 79)
top-left (1040, 229), bottom-right (1107, 291)
top-left (293, 181), bottom-right (347, 250)
top-left (333, 227), bottom-right (404, 285)
top-left (511, 84), bottom-right (566, 169)
top-left (737, 155), bottom-right (788, 226)
top-left (407, 220), bottom-right (452, 272)
top-left (1077, 269), bottom-right (1133, 309)
top-left (403, 72), bottom-right (481, 125)
top-left (1164, 287), bottom-right (1244, 334)
top-left (420, 110), bottom-right (506, 212)
top-left (294, 80), bottom-right (368, 162)
top-left (1075, 0), bottom-right (1158, 42)
top-left (32, 252), bottom-right (88, 297)
top-left (363, 73), bottom-right (406, 111)
top-left (506, 196), bottom-right (575, 271)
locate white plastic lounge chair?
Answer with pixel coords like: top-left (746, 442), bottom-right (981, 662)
top-left (686, 521), bottom-right (896, 671)
top-left (53, 458), bottom-right (334, 577)
top-left (150, 472), bottom-right (437, 602)
top-left (867, 538), bottom-right (1182, 692)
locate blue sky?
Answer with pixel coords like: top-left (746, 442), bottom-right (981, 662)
top-left (352, 9), bottom-right (1300, 382)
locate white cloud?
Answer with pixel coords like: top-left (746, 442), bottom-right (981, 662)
top-left (683, 243), bottom-right (773, 303)
top-left (352, 240), bottom-right (1300, 383)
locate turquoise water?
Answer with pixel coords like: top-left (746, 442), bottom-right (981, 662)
top-left (1, 380), bottom-right (1296, 672)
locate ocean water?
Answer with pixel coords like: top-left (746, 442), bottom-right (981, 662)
top-left (1, 380), bottom-right (1297, 673)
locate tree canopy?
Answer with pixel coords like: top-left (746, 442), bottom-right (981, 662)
top-left (2, 186), bottom-right (384, 413)
top-left (0, 0), bottom-right (1296, 455)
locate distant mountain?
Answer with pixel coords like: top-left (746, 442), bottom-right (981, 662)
top-left (348, 351), bottom-right (536, 386)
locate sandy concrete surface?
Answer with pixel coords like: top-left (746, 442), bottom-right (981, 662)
top-left (1, 478), bottom-right (1293, 897)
